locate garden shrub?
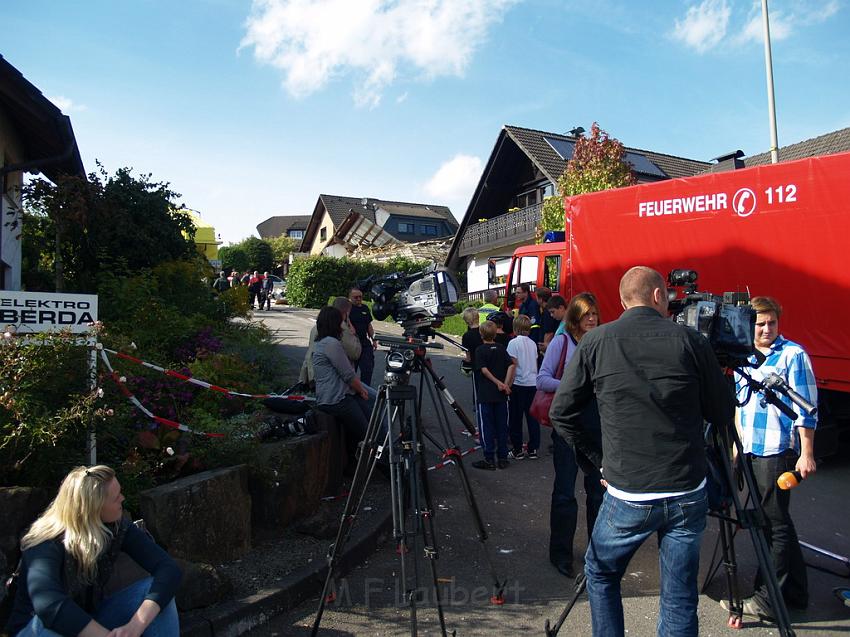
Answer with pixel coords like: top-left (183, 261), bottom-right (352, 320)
top-left (287, 256), bottom-right (430, 308)
top-left (0, 332), bottom-right (112, 486)
top-left (2, 259), bottom-right (284, 498)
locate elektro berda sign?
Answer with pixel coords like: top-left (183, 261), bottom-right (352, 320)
top-left (0, 291), bottom-right (98, 334)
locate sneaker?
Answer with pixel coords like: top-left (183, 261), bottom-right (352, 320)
top-left (472, 460), bottom-right (496, 471)
top-left (508, 449), bottom-right (525, 460)
top-left (497, 459), bottom-right (510, 469)
top-left (526, 449), bottom-right (538, 459)
top-left (720, 597), bottom-right (775, 621)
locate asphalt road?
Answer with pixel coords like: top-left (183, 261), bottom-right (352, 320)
top-left (249, 305), bottom-right (850, 636)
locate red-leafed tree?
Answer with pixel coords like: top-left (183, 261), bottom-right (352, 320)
top-left (540, 122), bottom-right (635, 233)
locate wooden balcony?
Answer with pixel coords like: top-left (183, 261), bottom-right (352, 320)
top-left (458, 202), bottom-right (542, 257)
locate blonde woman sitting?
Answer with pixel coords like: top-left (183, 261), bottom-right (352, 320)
top-left (5, 465), bottom-right (181, 637)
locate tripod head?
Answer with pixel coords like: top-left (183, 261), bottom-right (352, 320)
top-left (374, 334), bottom-right (443, 382)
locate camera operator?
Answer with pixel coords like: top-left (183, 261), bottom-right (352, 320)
top-left (725, 296), bottom-right (817, 621)
top-left (550, 266), bottom-right (734, 637)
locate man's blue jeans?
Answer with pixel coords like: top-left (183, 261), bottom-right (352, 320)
top-left (17, 576), bottom-right (179, 637)
top-left (585, 488), bottom-right (708, 637)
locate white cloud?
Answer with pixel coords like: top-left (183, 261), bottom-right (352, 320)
top-left (240, 0), bottom-right (517, 107)
top-left (672, 0), bottom-right (731, 53)
top-left (736, 10), bottom-right (792, 45)
top-left (423, 154), bottom-right (482, 211)
top-left (735, 0), bottom-right (839, 45)
top-left (48, 95), bottom-right (87, 113)
top-left (396, 92), bottom-right (409, 104)
top-left (673, 0), bottom-right (841, 52)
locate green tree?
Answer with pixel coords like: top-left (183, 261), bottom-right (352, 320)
top-left (243, 236), bottom-right (274, 272)
top-left (23, 165), bottom-right (197, 291)
top-left (219, 245), bottom-right (250, 273)
top-left (541, 123), bottom-right (636, 233)
top-left (222, 236), bottom-right (275, 272)
top-left (267, 235), bottom-right (298, 268)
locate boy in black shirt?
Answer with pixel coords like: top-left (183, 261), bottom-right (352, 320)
top-left (460, 307), bottom-right (483, 373)
top-left (472, 320), bottom-right (515, 470)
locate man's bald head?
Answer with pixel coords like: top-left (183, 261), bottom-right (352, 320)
top-left (619, 266), bottom-right (668, 311)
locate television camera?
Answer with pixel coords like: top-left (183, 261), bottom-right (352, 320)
top-left (357, 263), bottom-right (460, 336)
top-left (666, 269), bottom-right (758, 368)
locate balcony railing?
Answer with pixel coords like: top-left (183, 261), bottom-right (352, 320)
top-left (458, 202), bottom-right (542, 257)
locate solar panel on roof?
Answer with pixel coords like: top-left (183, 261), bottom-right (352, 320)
top-left (543, 136), bottom-right (575, 161)
top-left (624, 152), bottom-right (668, 178)
top-left (545, 135), bottom-right (668, 178)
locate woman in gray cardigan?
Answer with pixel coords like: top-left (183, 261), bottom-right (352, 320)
top-left (311, 306), bottom-right (375, 443)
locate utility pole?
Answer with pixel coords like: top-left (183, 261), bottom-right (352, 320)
top-left (762, 0), bottom-right (779, 163)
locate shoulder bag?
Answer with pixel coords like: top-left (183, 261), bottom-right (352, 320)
top-left (530, 335), bottom-right (570, 426)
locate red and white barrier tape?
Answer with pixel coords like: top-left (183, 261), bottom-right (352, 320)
top-left (101, 347), bottom-right (312, 403)
top-left (427, 445), bottom-right (482, 471)
top-left (100, 348), bottom-right (225, 438)
top-left (321, 491), bottom-right (351, 502)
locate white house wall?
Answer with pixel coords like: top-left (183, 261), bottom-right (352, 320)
top-left (323, 243), bottom-right (348, 258)
top-left (0, 108), bottom-right (24, 291)
top-left (466, 255), bottom-right (512, 293)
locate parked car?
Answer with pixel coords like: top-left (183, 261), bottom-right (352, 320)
top-left (265, 274), bottom-right (286, 301)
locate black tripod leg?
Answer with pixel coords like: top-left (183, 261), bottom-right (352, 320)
top-left (311, 388), bottom-right (390, 637)
top-left (419, 365), bottom-right (506, 603)
top-left (544, 573), bottom-right (587, 637)
top-left (410, 396), bottom-right (450, 637)
top-left (718, 512), bottom-right (744, 629)
top-left (714, 424), bottom-right (796, 637)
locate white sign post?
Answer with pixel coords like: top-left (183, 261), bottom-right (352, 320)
top-left (0, 290), bottom-right (100, 464)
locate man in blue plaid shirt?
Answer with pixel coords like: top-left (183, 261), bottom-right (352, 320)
top-left (730, 296), bottom-right (817, 621)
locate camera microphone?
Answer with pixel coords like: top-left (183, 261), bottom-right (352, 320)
top-left (777, 470), bottom-right (803, 490)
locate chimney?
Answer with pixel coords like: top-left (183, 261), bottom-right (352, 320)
top-left (710, 150), bottom-right (745, 173)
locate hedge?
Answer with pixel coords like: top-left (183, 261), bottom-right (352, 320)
top-left (287, 256), bottom-right (430, 308)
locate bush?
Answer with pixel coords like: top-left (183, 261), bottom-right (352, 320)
top-left (0, 332), bottom-right (111, 486)
top-left (1, 258), bottom-right (284, 499)
top-left (287, 256), bottom-right (429, 308)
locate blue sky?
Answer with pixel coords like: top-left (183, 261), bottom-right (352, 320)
top-left (4, 0), bottom-right (848, 244)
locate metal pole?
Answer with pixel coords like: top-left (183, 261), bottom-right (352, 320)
top-left (762, 0), bottom-right (779, 163)
top-left (88, 339), bottom-right (98, 464)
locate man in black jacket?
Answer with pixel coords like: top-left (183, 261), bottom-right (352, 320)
top-left (550, 265), bottom-right (734, 637)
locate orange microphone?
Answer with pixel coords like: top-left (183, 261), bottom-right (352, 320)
top-left (777, 470), bottom-right (803, 490)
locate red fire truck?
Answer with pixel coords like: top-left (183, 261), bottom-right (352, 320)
top-left (502, 151), bottom-right (850, 453)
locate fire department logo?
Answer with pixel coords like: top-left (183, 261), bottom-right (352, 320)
top-left (733, 188), bottom-right (757, 217)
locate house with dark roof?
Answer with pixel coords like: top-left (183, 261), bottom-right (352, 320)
top-left (741, 126), bottom-right (850, 168)
top-left (300, 194), bottom-right (459, 257)
top-left (256, 214), bottom-right (312, 241)
top-left (444, 124), bottom-right (710, 295)
top-left (0, 55), bottom-right (85, 290)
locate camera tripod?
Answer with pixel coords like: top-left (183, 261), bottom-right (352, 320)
top-left (311, 333), bottom-right (506, 636)
top-left (544, 369), bottom-right (803, 637)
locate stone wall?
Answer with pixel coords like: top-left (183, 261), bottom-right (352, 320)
top-left (0, 487), bottom-right (49, 567)
top-left (140, 466), bottom-right (252, 563)
top-left (249, 431), bottom-right (332, 529)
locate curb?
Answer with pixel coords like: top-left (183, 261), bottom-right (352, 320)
top-left (180, 506), bottom-right (393, 637)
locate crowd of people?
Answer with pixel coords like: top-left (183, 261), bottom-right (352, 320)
top-left (463, 267), bottom-right (818, 636)
top-left (211, 270), bottom-right (278, 310)
top-left (3, 267), bottom-right (821, 637)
